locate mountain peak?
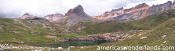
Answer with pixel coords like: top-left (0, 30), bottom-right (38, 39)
top-left (166, 1), bottom-right (173, 3)
top-left (20, 13), bottom-right (35, 19)
top-left (64, 5), bottom-right (96, 26)
top-left (75, 5), bottom-right (83, 9)
top-left (134, 3), bottom-right (149, 9)
top-left (65, 5), bottom-right (86, 16)
top-left (164, 1), bottom-right (173, 6)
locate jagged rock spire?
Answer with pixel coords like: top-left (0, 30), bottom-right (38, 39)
top-left (65, 5), bottom-right (86, 16)
top-left (64, 5), bottom-right (95, 26)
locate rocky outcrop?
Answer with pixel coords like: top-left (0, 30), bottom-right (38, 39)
top-left (44, 13), bottom-right (65, 23)
top-left (93, 1), bottom-right (175, 21)
top-left (146, 1), bottom-right (173, 16)
top-left (65, 5), bottom-right (96, 26)
top-left (20, 13), bottom-right (36, 19)
top-left (65, 5), bottom-right (87, 17)
top-left (93, 7), bottom-right (124, 20)
top-left (19, 5), bottom-right (96, 27)
top-left (72, 33), bottom-right (124, 42)
top-left (63, 30), bottom-right (145, 42)
top-left (20, 1), bottom-right (175, 24)
top-left (93, 3), bottom-right (150, 20)
top-left (44, 5), bottom-right (96, 26)
top-left (19, 13), bottom-right (45, 21)
top-left (108, 3), bottom-right (150, 20)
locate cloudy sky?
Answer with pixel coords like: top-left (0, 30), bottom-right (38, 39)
top-left (0, 0), bottom-right (173, 18)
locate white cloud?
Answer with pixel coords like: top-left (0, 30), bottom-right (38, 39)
top-left (0, 0), bottom-right (172, 18)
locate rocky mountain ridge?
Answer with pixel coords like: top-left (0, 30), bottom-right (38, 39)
top-left (93, 1), bottom-right (174, 20)
top-left (19, 1), bottom-right (175, 25)
top-left (20, 5), bottom-right (95, 26)
top-left (3, 1), bottom-right (175, 50)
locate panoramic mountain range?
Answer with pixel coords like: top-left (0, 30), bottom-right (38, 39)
top-left (1, 1), bottom-right (175, 51)
top-left (20, 1), bottom-right (175, 25)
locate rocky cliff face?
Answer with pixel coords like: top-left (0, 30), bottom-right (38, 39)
top-left (93, 3), bottom-right (150, 20)
top-left (65, 5), bottom-right (95, 26)
top-left (41, 5), bottom-right (95, 26)
top-left (20, 1), bottom-right (175, 24)
top-left (93, 7), bottom-right (124, 20)
top-left (19, 5), bottom-right (96, 26)
top-left (93, 1), bottom-right (174, 20)
top-left (65, 5), bottom-right (88, 17)
top-left (146, 1), bottom-right (173, 16)
top-left (108, 3), bottom-right (150, 20)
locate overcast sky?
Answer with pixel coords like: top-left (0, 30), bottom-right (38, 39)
top-left (0, 0), bottom-right (173, 18)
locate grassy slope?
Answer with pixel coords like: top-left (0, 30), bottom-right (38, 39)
top-left (0, 18), bottom-right (64, 46)
top-left (78, 9), bottom-right (175, 34)
top-left (74, 17), bottom-right (175, 51)
top-left (0, 9), bottom-right (175, 50)
top-left (71, 10), bottom-right (175, 51)
top-left (0, 17), bottom-right (98, 48)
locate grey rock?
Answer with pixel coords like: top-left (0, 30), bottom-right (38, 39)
top-left (44, 13), bottom-right (65, 23)
top-left (20, 13), bottom-right (36, 19)
top-left (146, 1), bottom-right (173, 16)
top-left (65, 5), bottom-right (96, 26)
